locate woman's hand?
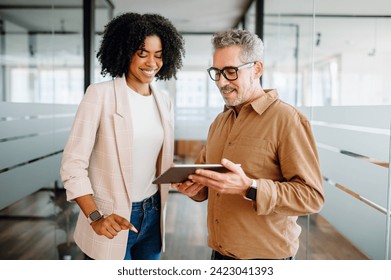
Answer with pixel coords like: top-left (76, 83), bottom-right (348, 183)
top-left (91, 213), bottom-right (138, 239)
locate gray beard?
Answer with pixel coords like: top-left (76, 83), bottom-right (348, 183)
top-left (224, 96), bottom-right (243, 107)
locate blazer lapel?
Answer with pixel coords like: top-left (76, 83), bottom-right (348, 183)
top-left (113, 76), bottom-right (133, 201)
top-left (151, 85), bottom-right (173, 170)
top-left (151, 85), bottom-right (174, 205)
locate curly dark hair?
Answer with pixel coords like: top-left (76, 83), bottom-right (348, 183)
top-left (96, 12), bottom-right (185, 80)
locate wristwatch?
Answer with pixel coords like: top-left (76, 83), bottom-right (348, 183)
top-left (87, 210), bottom-right (104, 224)
top-left (244, 180), bottom-right (257, 201)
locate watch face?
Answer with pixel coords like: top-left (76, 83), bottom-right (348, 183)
top-left (89, 210), bottom-right (102, 221)
top-left (245, 187), bottom-right (257, 201)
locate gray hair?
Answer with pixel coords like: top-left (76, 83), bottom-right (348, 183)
top-left (212, 29), bottom-right (264, 63)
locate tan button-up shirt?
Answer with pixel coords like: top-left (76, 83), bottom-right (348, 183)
top-left (196, 89), bottom-right (324, 259)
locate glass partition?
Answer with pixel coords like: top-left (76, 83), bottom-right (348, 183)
top-left (0, 0), bottom-right (111, 260)
top-left (0, 0), bottom-right (390, 260)
top-left (312, 16), bottom-right (391, 106)
top-left (261, 0), bottom-right (391, 259)
top-left (0, 2), bottom-right (84, 104)
top-left (312, 0), bottom-right (391, 260)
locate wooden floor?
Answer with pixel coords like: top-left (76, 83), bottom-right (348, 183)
top-left (0, 188), bottom-right (368, 260)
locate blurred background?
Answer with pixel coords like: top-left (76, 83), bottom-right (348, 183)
top-left (0, 0), bottom-right (390, 260)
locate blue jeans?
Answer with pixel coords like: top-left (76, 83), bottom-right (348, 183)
top-left (124, 191), bottom-right (162, 260)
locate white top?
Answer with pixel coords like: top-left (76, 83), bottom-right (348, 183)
top-left (127, 87), bottom-right (164, 202)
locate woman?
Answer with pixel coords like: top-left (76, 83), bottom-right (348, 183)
top-left (60, 12), bottom-right (185, 260)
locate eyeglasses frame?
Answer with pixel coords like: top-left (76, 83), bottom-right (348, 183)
top-left (207, 61), bottom-right (256, 81)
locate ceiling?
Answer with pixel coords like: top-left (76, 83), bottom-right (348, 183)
top-left (0, 0), bottom-right (253, 34)
top-left (0, 0), bottom-right (253, 67)
top-left (1, 0), bottom-right (390, 39)
top-left (111, 0), bottom-right (253, 34)
top-left (110, 0), bottom-right (254, 67)
top-left (0, 0), bottom-right (390, 68)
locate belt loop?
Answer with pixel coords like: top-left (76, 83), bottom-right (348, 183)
top-left (151, 192), bottom-right (155, 205)
top-left (142, 198), bottom-right (146, 209)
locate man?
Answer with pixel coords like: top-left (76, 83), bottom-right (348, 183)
top-left (175, 29), bottom-right (324, 260)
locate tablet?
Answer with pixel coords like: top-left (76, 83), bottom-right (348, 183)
top-left (152, 164), bottom-right (229, 184)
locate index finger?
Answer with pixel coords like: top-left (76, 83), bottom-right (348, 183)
top-left (113, 215), bottom-right (130, 227)
top-left (192, 168), bottom-right (224, 181)
top-left (221, 158), bottom-right (242, 172)
top-left (194, 159), bottom-right (240, 177)
top-left (114, 215), bottom-right (138, 233)
top-left (128, 223), bottom-right (138, 233)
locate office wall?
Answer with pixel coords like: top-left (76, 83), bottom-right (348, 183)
top-left (1, 0), bottom-right (390, 260)
top-left (0, 103), bottom-right (76, 209)
top-left (0, 1), bottom-right (113, 211)
top-left (260, 0), bottom-right (391, 259)
top-left (1, 2), bottom-right (81, 210)
top-left (300, 105), bottom-right (391, 259)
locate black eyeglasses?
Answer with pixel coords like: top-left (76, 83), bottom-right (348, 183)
top-left (207, 62), bottom-right (255, 81)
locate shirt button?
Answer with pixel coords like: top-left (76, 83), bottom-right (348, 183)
top-left (216, 193), bottom-right (220, 197)
top-left (215, 219), bottom-right (219, 224)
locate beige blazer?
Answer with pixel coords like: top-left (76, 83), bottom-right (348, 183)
top-left (60, 76), bottom-right (174, 259)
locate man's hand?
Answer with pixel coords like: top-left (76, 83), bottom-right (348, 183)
top-left (173, 180), bottom-right (206, 198)
top-left (188, 158), bottom-right (252, 196)
top-left (91, 213), bottom-right (138, 239)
